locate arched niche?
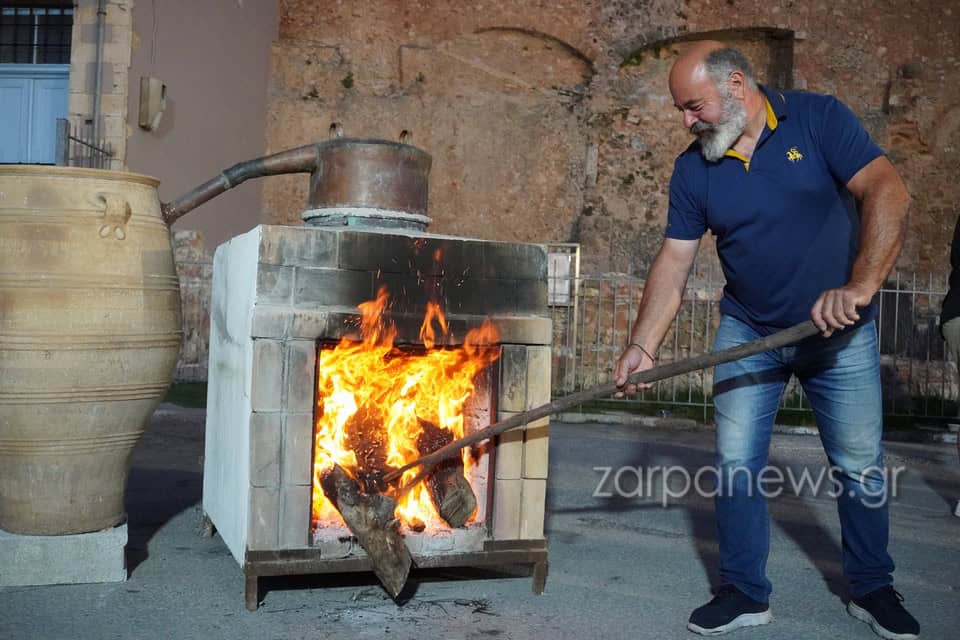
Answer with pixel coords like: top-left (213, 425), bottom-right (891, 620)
top-left (621, 28), bottom-right (794, 89)
top-left (401, 27), bottom-right (594, 95)
top-left (392, 28), bottom-right (595, 245)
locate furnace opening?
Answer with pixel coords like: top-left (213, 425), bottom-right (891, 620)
top-left (309, 287), bottom-right (500, 540)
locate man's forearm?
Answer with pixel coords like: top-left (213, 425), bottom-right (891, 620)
top-left (628, 249), bottom-right (693, 355)
top-left (848, 171), bottom-right (911, 296)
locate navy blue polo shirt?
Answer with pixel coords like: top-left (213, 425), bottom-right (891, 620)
top-left (665, 86), bottom-right (884, 334)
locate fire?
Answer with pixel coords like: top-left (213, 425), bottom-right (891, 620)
top-left (312, 286), bottom-right (500, 530)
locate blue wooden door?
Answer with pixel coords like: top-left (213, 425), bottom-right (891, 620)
top-left (0, 64), bottom-right (69, 164)
top-left (0, 75), bottom-right (30, 162)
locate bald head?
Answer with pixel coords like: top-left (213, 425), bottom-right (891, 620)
top-left (667, 42), bottom-right (763, 161)
top-left (670, 41), bottom-right (756, 99)
top-left (669, 40), bottom-right (727, 92)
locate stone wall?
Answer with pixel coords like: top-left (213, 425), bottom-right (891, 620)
top-left (682, 1), bottom-right (960, 276)
top-left (262, 0), bottom-right (960, 277)
top-left (126, 0), bottom-right (278, 251)
top-left (172, 231), bottom-right (213, 382)
top-left (164, 0), bottom-right (960, 381)
top-left (68, 0), bottom-right (133, 169)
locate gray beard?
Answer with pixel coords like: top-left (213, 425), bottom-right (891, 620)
top-left (691, 92), bottom-right (748, 162)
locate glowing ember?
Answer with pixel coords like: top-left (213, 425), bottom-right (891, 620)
top-left (312, 286), bottom-right (500, 531)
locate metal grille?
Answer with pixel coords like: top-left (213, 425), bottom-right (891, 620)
top-left (549, 260), bottom-right (959, 422)
top-left (0, 3), bottom-right (73, 65)
top-left (55, 118), bottom-right (113, 168)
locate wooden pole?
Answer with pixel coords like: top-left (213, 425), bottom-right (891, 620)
top-left (385, 320), bottom-right (821, 486)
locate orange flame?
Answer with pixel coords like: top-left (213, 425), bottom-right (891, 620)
top-left (418, 301), bottom-right (449, 349)
top-left (312, 286), bottom-right (500, 530)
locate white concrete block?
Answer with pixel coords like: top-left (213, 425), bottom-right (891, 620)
top-left (492, 478), bottom-right (522, 540)
top-left (284, 340), bottom-right (316, 414)
top-left (250, 339), bottom-right (283, 412)
top-left (523, 417), bottom-right (550, 479)
top-left (490, 315), bottom-right (553, 346)
top-left (248, 487), bottom-right (279, 550)
top-left (249, 412), bottom-right (281, 487)
top-left (449, 525), bottom-right (485, 552)
top-left (282, 413), bottom-right (314, 486)
top-left (495, 423), bottom-right (524, 480)
top-left (520, 479), bottom-right (546, 540)
top-left (279, 485), bottom-right (312, 549)
top-left (289, 309), bottom-right (328, 339)
top-left (203, 228), bottom-right (261, 564)
top-left (0, 524), bottom-right (127, 586)
top-left (406, 530), bottom-right (454, 555)
top-left (498, 345), bottom-right (527, 412)
top-left (525, 346), bottom-right (552, 409)
top-left (251, 304), bottom-right (291, 338)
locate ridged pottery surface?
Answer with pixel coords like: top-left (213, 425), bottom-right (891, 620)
top-left (0, 166), bottom-right (182, 535)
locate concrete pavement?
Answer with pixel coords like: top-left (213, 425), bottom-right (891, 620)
top-left (1, 407), bottom-right (958, 640)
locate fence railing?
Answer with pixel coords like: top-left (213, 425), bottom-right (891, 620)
top-left (548, 262), bottom-right (958, 422)
top-left (55, 118), bottom-right (113, 168)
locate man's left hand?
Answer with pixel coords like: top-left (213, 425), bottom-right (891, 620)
top-left (811, 284), bottom-right (873, 337)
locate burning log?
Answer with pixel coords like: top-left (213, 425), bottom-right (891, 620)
top-left (416, 418), bottom-right (477, 528)
top-left (320, 464), bottom-right (412, 598)
top-left (346, 406), bottom-right (390, 473)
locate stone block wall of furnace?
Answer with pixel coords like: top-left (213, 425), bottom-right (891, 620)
top-left (203, 225), bottom-right (552, 562)
top-left (262, 0), bottom-right (960, 277)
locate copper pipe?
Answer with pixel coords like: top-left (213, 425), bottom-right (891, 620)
top-left (160, 143), bottom-right (319, 225)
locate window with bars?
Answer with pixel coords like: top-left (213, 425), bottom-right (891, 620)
top-left (0, 2), bottom-right (73, 65)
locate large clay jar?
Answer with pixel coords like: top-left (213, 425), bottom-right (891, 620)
top-left (0, 166), bottom-right (181, 535)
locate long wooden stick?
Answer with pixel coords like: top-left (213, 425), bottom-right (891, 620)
top-left (385, 320), bottom-right (820, 486)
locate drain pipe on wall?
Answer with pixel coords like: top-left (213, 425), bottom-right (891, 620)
top-left (92, 0), bottom-right (108, 148)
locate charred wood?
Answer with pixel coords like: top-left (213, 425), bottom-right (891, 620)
top-left (416, 418), bottom-right (477, 528)
top-left (320, 464), bottom-right (412, 598)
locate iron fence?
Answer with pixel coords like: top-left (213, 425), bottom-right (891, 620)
top-left (548, 256), bottom-right (958, 422)
top-left (55, 118), bottom-right (113, 168)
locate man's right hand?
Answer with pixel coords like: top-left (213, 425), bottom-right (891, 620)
top-left (613, 345), bottom-right (656, 397)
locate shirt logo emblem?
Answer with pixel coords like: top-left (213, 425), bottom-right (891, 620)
top-left (786, 147), bottom-right (804, 163)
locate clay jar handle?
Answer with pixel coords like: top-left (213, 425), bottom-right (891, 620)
top-left (96, 193), bottom-right (132, 241)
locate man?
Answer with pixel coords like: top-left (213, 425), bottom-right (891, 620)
top-left (613, 42), bottom-right (917, 638)
top-left (939, 214), bottom-right (960, 518)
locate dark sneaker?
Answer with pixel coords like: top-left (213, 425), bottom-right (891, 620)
top-left (687, 584), bottom-right (772, 635)
top-left (848, 585), bottom-right (920, 639)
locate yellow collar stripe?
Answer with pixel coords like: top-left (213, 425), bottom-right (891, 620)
top-left (764, 95), bottom-right (779, 130)
top-left (723, 96), bottom-right (779, 165)
top-left (724, 149), bottom-right (749, 163)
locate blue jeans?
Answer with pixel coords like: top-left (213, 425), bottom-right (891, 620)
top-left (712, 315), bottom-right (894, 602)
